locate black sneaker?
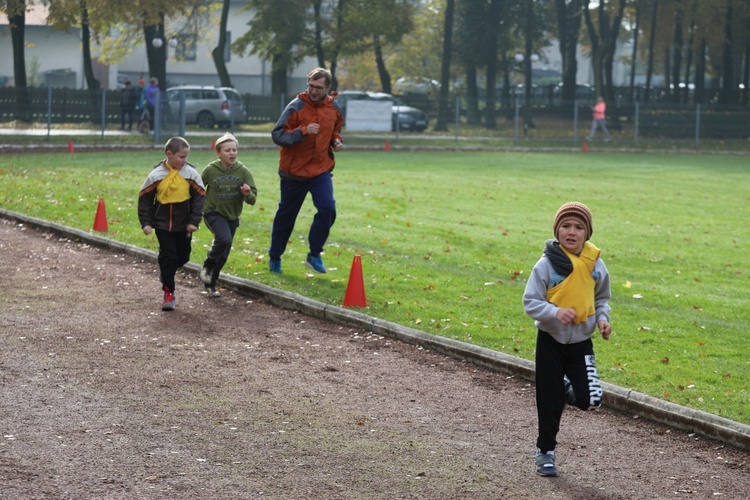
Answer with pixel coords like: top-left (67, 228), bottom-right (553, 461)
top-left (535, 450), bottom-right (558, 477)
top-left (204, 285), bottom-right (221, 298)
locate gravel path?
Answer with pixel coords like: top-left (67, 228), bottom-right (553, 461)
top-left (1, 218), bottom-right (749, 499)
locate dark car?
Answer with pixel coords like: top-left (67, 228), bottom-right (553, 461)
top-left (335, 90), bottom-right (429, 132)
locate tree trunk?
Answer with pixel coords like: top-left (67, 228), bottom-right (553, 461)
top-left (628, 0), bottom-right (640, 105)
top-left (373, 35), bottom-right (391, 94)
top-left (522, 0), bottom-right (534, 129)
top-left (465, 64), bottom-right (480, 125)
top-left (212, 0), bottom-right (232, 88)
top-left (81, 1), bottom-right (100, 91)
top-left (313, 0), bottom-right (326, 68)
top-left (555, 0), bottom-right (582, 113)
top-left (484, 0), bottom-right (502, 129)
top-left (434, 0), bottom-right (455, 131)
top-left (695, 38), bottom-right (706, 105)
top-left (719, 1), bottom-right (735, 105)
top-left (671, 6), bottom-right (683, 103)
top-left (8, 0), bottom-right (30, 121)
top-left (143, 14), bottom-right (167, 91)
top-left (644, 0), bottom-right (659, 103)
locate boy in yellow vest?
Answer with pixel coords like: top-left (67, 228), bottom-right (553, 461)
top-left (523, 202), bottom-right (612, 477)
top-left (138, 137), bottom-right (206, 311)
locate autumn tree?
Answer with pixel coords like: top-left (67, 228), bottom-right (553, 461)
top-left (233, 0), bottom-right (310, 98)
top-left (582, 0), bottom-right (627, 102)
top-left (554, 0), bottom-right (584, 108)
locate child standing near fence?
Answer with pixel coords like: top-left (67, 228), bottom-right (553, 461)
top-left (138, 137), bottom-right (206, 311)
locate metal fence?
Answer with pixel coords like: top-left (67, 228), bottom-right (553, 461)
top-left (1, 87), bottom-right (748, 148)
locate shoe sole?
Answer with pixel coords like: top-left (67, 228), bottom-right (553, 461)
top-left (305, 261), bottom-right (326, 273)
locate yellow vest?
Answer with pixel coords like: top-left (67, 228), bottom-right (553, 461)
top-left (545, 242), bottom-right (601, 324)
top-left (156, 162), bottom-right (190, 204)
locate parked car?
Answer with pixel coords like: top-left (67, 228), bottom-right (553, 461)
top-left (165, 85), bottom-right (247, 128)
top-left (552, 82), bottom-right (595, 105)
top-left (335, 90), bottom-right (429, 132)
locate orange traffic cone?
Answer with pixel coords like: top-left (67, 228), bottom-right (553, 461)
top-left (68, 139), bottom-right (75, 153)
top-left (384, 140), bottom-right (390, 152)
top-left (582, 141), bottom-right (588, 153)
top-left (343, 255), bottom-right (367, 307)
top-left (93, 198), bottom-right (108, 233)
top-left (211, 139), bottom-right (216, 150)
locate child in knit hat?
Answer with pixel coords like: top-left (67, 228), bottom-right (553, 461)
top-left (522, 201), bottom-right (612, 477)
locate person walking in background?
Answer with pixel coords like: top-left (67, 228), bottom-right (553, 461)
top-left (144, 77), bottom-right (160, 132)
top-left (119, 80), bottom-right (138, 131)
top-left (586, 96), bottom-right (610, 141)
top-left (268, 67), bottom-right (345, 275)
top-left (138, 137), bottom-right (205, 311)
top-left (522, 202), bottom-right (612, 477)
top-left (199, 133), bottom-right (257, 297)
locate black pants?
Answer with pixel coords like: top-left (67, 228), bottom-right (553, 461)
top-left (535, 330), bottom-right (603, 453)
top-left (202, 212), bottom-right (239, 287)
top-left (155, 229), bottom-right (192, 293)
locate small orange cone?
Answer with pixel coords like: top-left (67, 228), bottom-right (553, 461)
top-left (211, 139), bottom-right (216, 150)
top-left (384, 140), bottom-right (390, 152)
top-left (68, 139), bottom-right (75, 153)
top-left (343, 255), bottom-right (367, 307)
top-left (582, 141), bottom-right (588, 153)
top-left (93, 198), bottom-right (108, 232)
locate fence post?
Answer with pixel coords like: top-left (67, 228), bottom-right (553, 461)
top-left (47, 86), bottom-right (52, 142)
top-left (573, 99), bottom-right (579, 144)
top-left (634, 101), bottom-right (639, 147)
top-left (101, 88), bottom-right (106, 140)
top-left (178, 92), bottom-right (186, 138)
top-left (154, 89), bottom-right (161, 145)
top-left (454, 95), bottom-right (460, 144)
top-left (695, 104), bottom-right (701, 148)
top-left (514, 98), bottom-right (520, 144)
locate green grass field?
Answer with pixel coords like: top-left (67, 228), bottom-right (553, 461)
top-left (1, 148), bottom-right (748, 425)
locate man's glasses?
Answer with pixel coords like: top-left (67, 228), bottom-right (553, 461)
top-left (307, 83), bottom-right (327, 92)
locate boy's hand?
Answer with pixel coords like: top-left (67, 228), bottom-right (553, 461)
top-left (240, 183), bottom-right (251, 196)
top-left (142, 225), bottom-right (153, 235)
top-left (598, 320), bottom-right (612, 340)
top-left (556, 307), bottom-right (577, 325)
top-left (186, 224), bottom-right (198, 233)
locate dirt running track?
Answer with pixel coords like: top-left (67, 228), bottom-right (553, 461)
top-left (1, 218), bottom-right (749, 499)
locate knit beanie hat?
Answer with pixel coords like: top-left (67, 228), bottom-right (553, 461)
top-left (553, 201), bottom-right (593, 240)
top-left (214, 132), bottom-right (238, 151)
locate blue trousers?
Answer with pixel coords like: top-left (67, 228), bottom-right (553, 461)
top-left (202, 212), bottom-right (240, 287)
top-left (535, 330), bottom-right (602, 453)
top-left (155, 229), bottom-right (192, 293)
top-left (269, 172), bottom-right (336, 260)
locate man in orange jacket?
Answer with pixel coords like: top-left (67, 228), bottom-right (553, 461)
top-left (268, 67), bottom-right (345, 274)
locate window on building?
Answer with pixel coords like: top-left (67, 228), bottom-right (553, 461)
top-left (177, 34), bottom-right (197, 61)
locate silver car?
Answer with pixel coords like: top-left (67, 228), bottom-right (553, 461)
top-left (166, 85), bottom-right (247, 128)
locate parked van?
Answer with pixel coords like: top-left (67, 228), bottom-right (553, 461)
top-left (166, 85), bottom-right (247, 128)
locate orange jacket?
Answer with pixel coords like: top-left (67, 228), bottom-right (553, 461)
top-left (592, 101), bottom-right (606, 121)
top-left (271, 92), bottom-right (345, 179)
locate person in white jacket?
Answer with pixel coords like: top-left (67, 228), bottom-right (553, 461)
top-left (523, 201), bottom-right (612, 477)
